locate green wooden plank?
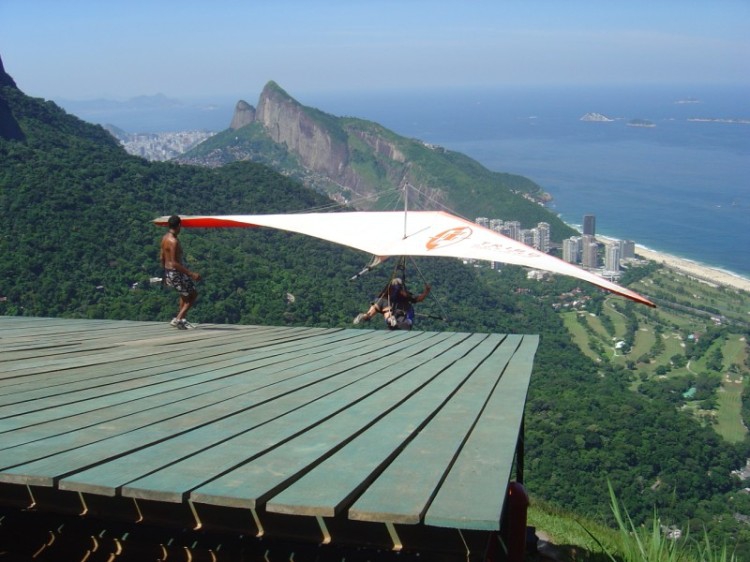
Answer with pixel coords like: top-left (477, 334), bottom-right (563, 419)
top-left (424, 335), bottom-right (538, 530)
top-left (0, 318), bottom-right (165, 347)
top-left (345, 334), bottom-right (523, 524)
top-left (0, 321), bottom-right (309, 362)
top-left (62, 355), bottom-right (418, 497)
top-left (103, 333), bottom-right (453, 501)
top-left (0, 325), bottom-right (312, 377)
top-left (0, 330), bottom-right (400, 455)
top-left (265, 334), bottom-right (513, 518)
top-left (94, 336), bottom-right (458, 501)
top-left (187, 333), bottom-right (489, 509)
top-left (0, 325), bottom-right (346, 401)
top-left (0, 322), bottom-right (287, 362)
top-left (3, 322), bottom-right (354, 396)
top-left (0, 329), bottom-right (396, 432)
top-left (0, 331), bottom-right (437, 488)
top-left (0, 337), bottom-right (250, 396)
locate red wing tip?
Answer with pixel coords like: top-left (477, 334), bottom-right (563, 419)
top-left (620, 291), bottom-right (656, 308)
top-left (152, 217), bottom-right (256, 228)
top-left (633, 293), bottom-right (657, 308)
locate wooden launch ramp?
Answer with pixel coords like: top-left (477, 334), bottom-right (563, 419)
top-left (0, 317), bottom-right (538, 561)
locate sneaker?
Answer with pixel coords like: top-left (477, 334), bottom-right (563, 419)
top-left (180, 319), bottom-right (197, 330)
top-left (353, 313), bottom-right (367, 325)
top-left (169, 318), bottom-right (186, 329)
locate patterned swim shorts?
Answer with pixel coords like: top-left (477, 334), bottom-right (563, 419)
top-left (164, 269), bottom-right (196, 297)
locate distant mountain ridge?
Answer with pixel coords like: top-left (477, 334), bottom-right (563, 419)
top-left (180, 81), bottom-right (574, 240)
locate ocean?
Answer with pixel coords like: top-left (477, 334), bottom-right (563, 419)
top-left (64, 84), bottom-right (750, 279)
top-left (305, 85), bottom-right (750, 280)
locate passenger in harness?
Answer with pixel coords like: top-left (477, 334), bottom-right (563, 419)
top-left (353, 277), bottom-right (431, 330)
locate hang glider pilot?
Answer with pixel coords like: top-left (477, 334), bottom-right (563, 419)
top-left (353, 278), bottom-right (431, 330)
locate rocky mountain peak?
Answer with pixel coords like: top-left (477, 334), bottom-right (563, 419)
top-left (229, 100), bottom-right (256, 130)
top-left (255, 81), bottom-right (349, 179)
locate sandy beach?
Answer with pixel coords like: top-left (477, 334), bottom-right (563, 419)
top-left (633, 245), bottom-right (750, 294)
top-left (592, 235), bottom-right (750, 293)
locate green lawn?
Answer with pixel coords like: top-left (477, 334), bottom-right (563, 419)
top-left (714, 335), bottom-right (748, 443)
top-left (562, 311), bottom-right (602, 362)
top-left (562, 273), bottom-right (749, 444)
top-left (716, 378), bottom-right (746, 443)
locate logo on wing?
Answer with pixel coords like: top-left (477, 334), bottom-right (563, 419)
top-left (426, 227), bottom-right (472, 250)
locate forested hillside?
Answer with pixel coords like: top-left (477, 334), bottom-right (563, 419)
top-left (1, 65), bottom-right (749, 557)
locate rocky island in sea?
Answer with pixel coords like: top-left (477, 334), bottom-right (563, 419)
top-left (580, 112), bottom-right (614, 122)
top-left (627, 118), bottom-right (655, 128)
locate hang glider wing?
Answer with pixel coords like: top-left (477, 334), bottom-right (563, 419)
top-left (154, 211), bottom-right (655, 307)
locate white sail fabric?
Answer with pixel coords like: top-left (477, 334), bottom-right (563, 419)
top-left (154, 211), bottom-right (654, 307)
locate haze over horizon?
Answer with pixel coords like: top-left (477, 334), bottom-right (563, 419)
top-left (1, 0), bottom-right (748, 104)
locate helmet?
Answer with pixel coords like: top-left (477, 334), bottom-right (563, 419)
top-left (391, 278), bottom-right (403, 286)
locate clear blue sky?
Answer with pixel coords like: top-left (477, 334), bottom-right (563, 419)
top-left (2, 0), bottom-right (748, 101)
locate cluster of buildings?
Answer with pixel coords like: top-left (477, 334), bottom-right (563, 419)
top-left (475, 213), bottom-right (637, 279)
top-left (109, 129), bottom-right (215, 161)
top-left (561, 214), bottom-right (636, 277)
top-left (474, 217), bottom-right (551, 253)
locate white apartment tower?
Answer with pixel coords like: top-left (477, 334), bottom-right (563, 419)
top-left (534, 222), bottom-right (550, 252)
top-left (605, 243), bottom-right (621, 272)
top-left (489, 219), bottom-right (504, 232)
top-left (504, 221), bottom-right (521, 241)
top-left (563, 236), bottom-right (582, 263)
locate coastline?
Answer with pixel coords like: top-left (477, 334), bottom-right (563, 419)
top-left (562, 219), bottom-right (750, 293)
top-left (631, 244), bottom-right (750, 294)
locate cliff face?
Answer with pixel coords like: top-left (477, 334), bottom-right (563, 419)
top-left (255, 82), bottom-right (350, 179)
top-left (229, 100), bottom-right (256, 130)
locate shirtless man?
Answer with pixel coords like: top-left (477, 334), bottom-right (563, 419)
top-left (160, 215), bottom-right (201, 329)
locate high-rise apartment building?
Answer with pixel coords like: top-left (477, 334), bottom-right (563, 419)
top-left (563, 236), bottom-right (582, 263)
top-left (582, 235), bottom-right (599, 268)
top-left (505, 221), bottom-right (521, 241)
top-left (534, 222), bottom-right (550, 252)
top-left (604, 243), bottom-right (621, 272)
top-left (620, 240), bottom-right (635, 259)
top-left (489, 219), bottom-right (504, 232)
top-left (583, 214), bottom-right (596, 236)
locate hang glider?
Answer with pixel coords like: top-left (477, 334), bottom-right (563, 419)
top-left (153, 211), bottom-right (655, 307)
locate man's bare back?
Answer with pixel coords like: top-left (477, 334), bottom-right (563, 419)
top-left (160, 215), bottom-right (201, 327)
top-left (161, 231), bottom-right (186, 273)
